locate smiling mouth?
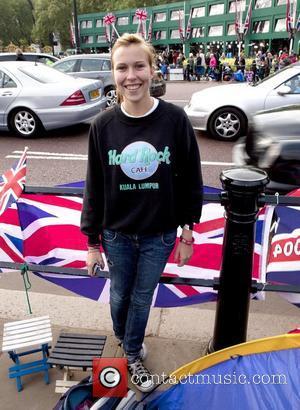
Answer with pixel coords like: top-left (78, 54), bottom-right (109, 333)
top-left (125, 84), bottom-right (142, 91)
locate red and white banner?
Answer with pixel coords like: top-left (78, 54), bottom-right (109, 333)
top-left (147, 14), bottom-right (153, 42)
top-left (185, 9), bottom-right (192, 40)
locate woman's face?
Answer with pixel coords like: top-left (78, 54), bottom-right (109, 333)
top-left (113, 44), bottom-right (154, 106)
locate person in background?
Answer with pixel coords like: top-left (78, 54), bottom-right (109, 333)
top-left (15, 48), bottom-right (24, 61)
top-left (81, 33), bottom-right (203, 393)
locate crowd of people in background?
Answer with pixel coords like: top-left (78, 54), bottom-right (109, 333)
top-left (156, 47), bottom-right (299, 84)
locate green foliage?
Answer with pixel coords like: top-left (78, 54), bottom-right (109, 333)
top-left (0, 0), bottom-right (180, 49)
top-left (0, 0), bottom-right (34, 46)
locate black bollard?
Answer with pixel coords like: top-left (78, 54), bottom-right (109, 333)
top-left (208, 167), bottom-right (269, 353)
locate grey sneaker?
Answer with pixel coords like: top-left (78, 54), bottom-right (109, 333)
top-left (118, 340), bottom-right (148, 361)
top-left (128, 359), bottom-right (156, 393)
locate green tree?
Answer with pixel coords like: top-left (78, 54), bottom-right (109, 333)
top-left (32, 0), bottom-right (72, 48)
top-left (0, 0), bottom-right (34, 46)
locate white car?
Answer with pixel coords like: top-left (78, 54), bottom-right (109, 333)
top-left (184, 62), bottom-right (300, 141)
top-left (0, 61), bottom-right (107, 138)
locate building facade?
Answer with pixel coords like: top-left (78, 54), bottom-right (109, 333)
top-left (78, 0), bottom-right (300, 56)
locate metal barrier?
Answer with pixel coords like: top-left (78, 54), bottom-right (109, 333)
top-left (1, 170), bottom-right (300, 352)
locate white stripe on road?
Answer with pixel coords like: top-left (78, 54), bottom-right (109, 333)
top-left (6, 152), bottom-right (234, 166)
top-left (202, 161), bottom-right (234, 166)
top-left (10, 150), bottom-right (87, 157)
top-left (165, 99), bottom-right (189, 103)
top-left (6, 155), bottom-right (87, 160)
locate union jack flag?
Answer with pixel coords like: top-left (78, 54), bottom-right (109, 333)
top-left (286, 0), bottom-right (292, 32)
top-left (103, 13), bottom-right (116, 26)
top-left (185, 9), bottom-right (192, 40)
top-left (3, 184), bottom-right (270, 308)
top-left (243, 0), bottom-right (253, 36)
top-left (0, 147), bottom-right (27, 216)
top-left (147, 14), bottom-right (153, 42)
top-left (135, 9), bottom-right (147, 21)
top-left (178, 10), bottom-right (185, 41)
top-left (266, 188), bottom-right (300, 307)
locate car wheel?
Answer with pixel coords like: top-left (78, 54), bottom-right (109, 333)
top-left (208, 107), bottom-right (246, 141)
top-left (9, 108), bottom-right (43, 138)
top-left (105, 86), bottom-right (117, 107)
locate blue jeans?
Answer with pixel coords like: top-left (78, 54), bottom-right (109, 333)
top-left (102, 229), bottom-right (177, 362)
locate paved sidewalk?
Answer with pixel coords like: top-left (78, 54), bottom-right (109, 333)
top-left (0, 274), bottom-right (299, 410)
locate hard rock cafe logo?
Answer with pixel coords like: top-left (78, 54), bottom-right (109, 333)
top-left (108, 141), bottom-right (171, 181)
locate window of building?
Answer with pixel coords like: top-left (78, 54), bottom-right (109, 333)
top-left (117, 16), bottom-right (129, 25)
top-left (229, 0), bottom-right (246, 13)
top-left (154, 30), bottom-right (167, 40)
top-left (96, 19), bottom-right (102, 28)
top-left (252, 20), bottom-right (270, 33)
top-left (170, 10), bottom-right (183, 20)
top-left (227, 23), bottom-right (236, 35)
top-left (96, 35), bottom-right (106, 43)
top-left (81, 20), bottom-right (92, 29)
top-left (208, 25), bottom-right (223, 36)
top-left (209, 4), bottom-right (225, 16)
top-left (255, 0), bottom-right (272, 8)
top-left (154, 12), bottom-right (166, 22)
top-left (274, 18), bottom-right (286, 32)
top-left (82, 36), bottom-right (94, 44)
top-left (277, 0), bottom-right (287, 5)
top-left (192, 27), bottom-right (205, 37)
top-left (192, 7), bottom-right (205, 18)
top-left (170, 29), bottom-right (180, 39)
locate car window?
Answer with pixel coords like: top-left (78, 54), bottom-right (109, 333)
top-left (54, 59), bottom-right (77, 73)
top-left (80, 59), bottom-right (101, 72)
top-left (0, 55), bottom-right (15, 61)
top-left (102, 59), bottom-right (111, 71)
top-left (0, 70), bottom-right (17, 88)
top-left (18, 64), bottom-right (71, 83)
top-left (0, 71), bottom-right (17, 88)
top-left (37, 56), bottom-right (55, 65)
top-left (284, 74), bottom-right (300, 94)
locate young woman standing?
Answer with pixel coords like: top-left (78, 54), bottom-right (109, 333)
top-left (81, 33), bottom-right (203, 392)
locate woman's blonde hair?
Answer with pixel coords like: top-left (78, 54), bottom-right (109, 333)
top-left (111, 33), bottom-right (155, 103)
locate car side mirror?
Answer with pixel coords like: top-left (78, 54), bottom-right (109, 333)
top-left (277, 85), bottom-right (291, 95)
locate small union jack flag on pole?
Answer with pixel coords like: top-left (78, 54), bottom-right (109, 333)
top-left (185, 9), bottom-right (192, 40)
top-left (0, 147), bottom-right (27, 216)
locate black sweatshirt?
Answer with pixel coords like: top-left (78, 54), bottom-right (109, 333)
top-left (80, 99), bottom-right (203, 245)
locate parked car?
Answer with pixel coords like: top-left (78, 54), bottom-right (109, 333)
top-left (0, 52), bottom-right (59, 65)
top-left (0, 61), bottom-right (106, 138)
top-left (232, 105), bottom-right (300, 193)
top-left (184, 62), bottom-right (300, 141)
top-left (52, 54), bottom-right (166, 106)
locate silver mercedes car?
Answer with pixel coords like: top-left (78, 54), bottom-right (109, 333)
top-left (184, 62), bottom-right (300, 141)
top-left (0, 61), bottom-right (107, 138)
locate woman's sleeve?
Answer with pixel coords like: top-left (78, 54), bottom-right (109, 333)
top-left (177, 112), bottom-right (203, 226)
top-left (80, 123), bottom-right (104, 245)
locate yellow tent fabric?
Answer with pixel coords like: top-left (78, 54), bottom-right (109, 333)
top-left (171, 333), bottom-right (300, 382)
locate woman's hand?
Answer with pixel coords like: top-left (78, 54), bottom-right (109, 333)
top-left (174, 242), bottom-right (193, 267)
top-left (87, 248), bottom-right (105, 276)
